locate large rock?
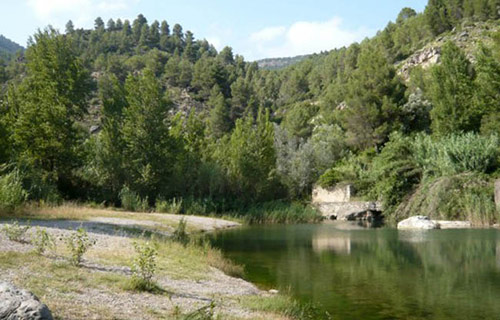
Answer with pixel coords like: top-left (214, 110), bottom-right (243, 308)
top-left (397, 216), bottom-right (440, 230)
top-left (0, 282), bottom-right (53, 320)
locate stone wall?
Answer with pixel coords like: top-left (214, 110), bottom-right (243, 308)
top-left (312, 184), bottom-right (353, 204)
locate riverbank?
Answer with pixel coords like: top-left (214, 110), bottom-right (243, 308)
top-left (0, 205), bottom-right (312, 320)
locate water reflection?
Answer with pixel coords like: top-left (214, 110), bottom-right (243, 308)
top-left (211, 225), bottom-right (500, 320)
top-left (312, 233), bottom-right (351, 254)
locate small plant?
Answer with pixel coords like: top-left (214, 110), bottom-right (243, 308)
top-left (168, 198), bottom-right (183, 214)
top-left (31, 227), bottom-right (55, 255)
top-left (66, 228), bottom-right (96, 266)
top-left (138, 196), bottom-right (150, 212)
top-left (119, 186), bottom-right (141, 211)
top-left (182, 301), bottom-right (216, 320)
top-left (2, 221), bottom-right (30, 243)
top-left (130, 241), bottom-right (158, 291)
top-left (172, 218), bottom-right (189, 244)
top-left (156, 197), bottom-right (183, 214)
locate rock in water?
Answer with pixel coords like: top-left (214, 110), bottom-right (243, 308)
top-left (397, 216), bottom-right (440, 230)
top-left (0, 282), bottom-right (53, 320)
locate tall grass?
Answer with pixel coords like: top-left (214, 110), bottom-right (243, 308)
top-left (412, 132), bottom-right (500, 177)
top-left (239, 201), bottom-right (323, 224)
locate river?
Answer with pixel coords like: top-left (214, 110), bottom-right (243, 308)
top-left (209, 222), bottom-right (500, 319)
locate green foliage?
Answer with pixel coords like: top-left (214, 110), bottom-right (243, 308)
top-left (66, 228), bottom-right (96, 266)
top-left (155, 197), bottom-right (183, 214)
top-left (172, 218), bottom-right (190, 244)
top-left (130, 241), bottom-right (158, 292)
top-left (395, 173), bottom-right (498, 224)
top-left (121, 68), bottom-right (174, 200)
top-left (412, 132), bottom-right (500, 177)
top-left (0, 170), bottom-right (28, 212)
top-left (217, 108), bottom-right (279, 202)
top-left (119, 186), bottom-right (141, 211)
top-left (2, 221), bottom-right (30, 242)
top-left (31, 227), bottom-right (55, 255)
top-left (428, 42), bottom-right (479, 135)
top-left (7, 27), bottom-right (90, 191)
top-left (341, 43), bottom-right (406, 149)
top-left (241, 201), bottom-right (322, 224)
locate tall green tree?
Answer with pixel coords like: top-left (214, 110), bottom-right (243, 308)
top-left (342, 43), bottom-right (406, 150)
top-left (428, 41), bottom-right (477, 135)
top-left (8, 28), bottom-right (91, 186)
top-left (121, 69), bottom-right (174, 199)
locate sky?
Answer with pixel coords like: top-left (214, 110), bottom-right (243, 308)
top-left (0, 0), bottom-right (427, 61)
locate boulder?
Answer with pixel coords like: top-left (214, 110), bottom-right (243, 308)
top-left (0, 282), bottom-right (53, 320)
top-left (397, 216), bottom-right (440, 230)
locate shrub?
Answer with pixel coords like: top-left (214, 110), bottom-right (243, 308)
top-left (66, 228), bottom-right (96, 266)
top-left (155, 197), bottom-right (183, 214)
top-left (2, 221), bottom-right (30, 243)
top-left (172, 218), bottom-right (189, 244)
top-left (31, 228), bottom-right (55, 255)
top-left (0, 170), bottom-right (28, 212)
top-left (119, 186), bottom-right (141, 211)
top-left (412, 132), bottom-right (500, 177)
top-left (138, 196), bottom-right (150, 212)
top-left (395, 173), bottom-right (498, 225)
top-left (130, 241), bottom-right (158, 291)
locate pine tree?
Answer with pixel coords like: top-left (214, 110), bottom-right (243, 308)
top-left (429, 42), bottom-right (477, 135)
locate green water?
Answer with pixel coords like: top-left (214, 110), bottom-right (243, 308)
top-left (209, 222), bottom-right (500, 320)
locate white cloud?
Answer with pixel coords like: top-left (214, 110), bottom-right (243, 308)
top-left (250, 26), bottom-right (286, 42)
top-left (247, 17), bottom-right (372, 60)
top-left (26, 0), bottom-right (137, 27)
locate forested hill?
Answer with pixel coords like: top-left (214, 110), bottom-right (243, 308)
top-left (2, 0), bottom-right (500, 224)
top-left (0, 35), bottom-right (23, 59)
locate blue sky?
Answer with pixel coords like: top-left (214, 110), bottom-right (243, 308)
top-left (0, 0), bottom-right (427, 60)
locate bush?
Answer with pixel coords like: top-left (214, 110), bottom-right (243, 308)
top-left (155, 197), bottom-right (183, 214)
top-left (2, 221), bottom-right (30, 242)
top-left (0, 170), bottom-right (28, 212)
top-left (31, 227), bottom-right (55, 255)
top-left (395, 173), bottom-right (498, 225)
top-left (172, 218), bottom-right (189, 244)
top-left (130, 241), bottom-right (158, 292)
top-left (412, 133), bottom-right (500, 177)
top-left (119, 186), bottom-right (141, 211)
top-left (66, 228), bottom-right (96, 266)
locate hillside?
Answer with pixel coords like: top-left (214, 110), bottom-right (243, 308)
top-left (0, 35), bottom-right (23, 59)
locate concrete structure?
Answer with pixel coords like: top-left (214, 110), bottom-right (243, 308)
top-left (312, 185), bottom-right (382, 221)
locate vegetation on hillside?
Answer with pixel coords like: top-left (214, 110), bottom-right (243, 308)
top-left (2, 0), bottom-right (500, 223)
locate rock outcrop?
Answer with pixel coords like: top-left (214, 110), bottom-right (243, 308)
top-left (0, 282), bottom-right (53, 320)
top-left (399, 47), bottom-right (441, 79)
top-left (397, 216), bottom-right (440, 230)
